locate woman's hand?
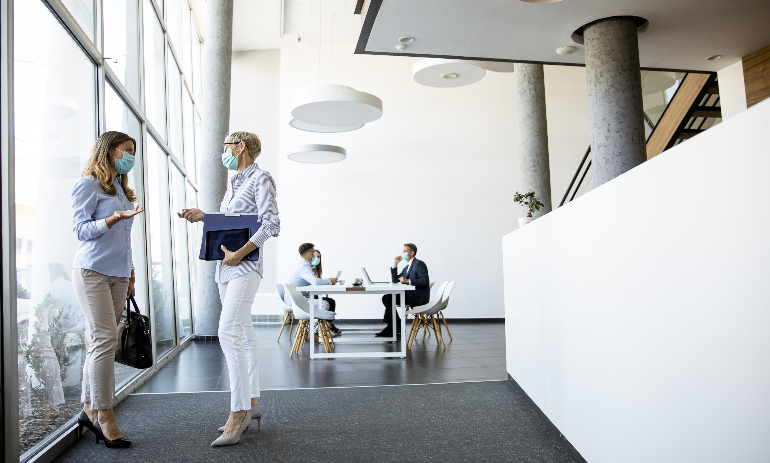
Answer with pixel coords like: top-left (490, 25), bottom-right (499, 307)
top-left (127, 278), bottom-right (135, 299)
top-left (221, 245), bottom-right (243, 267)
top-left (106, 206), bottom-right (144, 229)
top-left (177, 208), bottom-right (204, 223)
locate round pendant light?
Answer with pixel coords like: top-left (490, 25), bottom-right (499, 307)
top-left (289, 119), bottom-right (364, 133)
top-left (291, 84), bottom-right (383, 127)
top-left (287, 144), bottom-right (347, 164)
top-left (413, 59), bottom-right (486, 88)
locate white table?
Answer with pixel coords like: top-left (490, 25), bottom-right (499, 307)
top-left (303, 283), bottom-right (414, 359)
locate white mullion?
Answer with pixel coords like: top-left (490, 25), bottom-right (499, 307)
top-left (42, 0), bottom-right (101, 63)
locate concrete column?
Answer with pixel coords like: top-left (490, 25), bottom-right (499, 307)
top-left (584, 17), bottom-right (647, 187)
top-left (514, 63), bottom-right (552, 218)
top-left (195, 0), bottom-right (234, 336)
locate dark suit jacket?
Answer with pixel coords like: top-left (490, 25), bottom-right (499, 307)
top-left (391, 258), bottom-right (430, 307)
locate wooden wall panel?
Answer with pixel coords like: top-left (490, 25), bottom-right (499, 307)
top-left (743, 45), bottom-right (770, 108)
top-left (646, 73), bottom-right (710, 160)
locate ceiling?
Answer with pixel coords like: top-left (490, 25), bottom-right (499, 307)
top-left (233, 0), bottom-right (361, 52)
top-left (357, 0), bottom-right (770, 72)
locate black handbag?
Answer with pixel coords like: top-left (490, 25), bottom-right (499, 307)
top-left (115, 296), bottom-right (154, 369)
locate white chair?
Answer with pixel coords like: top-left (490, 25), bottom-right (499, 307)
top-left (284, 284), bottom-right (336, 357)
top-left (436, 281), bottom-right (455, 341)
top-left (405, 281), bottom-right (449, 349)
top-left (275, 284), bottom-right (295, 341)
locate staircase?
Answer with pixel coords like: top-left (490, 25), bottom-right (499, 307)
top-left (559, 71), bottom-right (722, 207)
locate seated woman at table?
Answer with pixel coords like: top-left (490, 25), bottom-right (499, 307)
top-left (311, 249), bottom-right (341, 335)
top-left (284, 243), bottom-right (339, 336)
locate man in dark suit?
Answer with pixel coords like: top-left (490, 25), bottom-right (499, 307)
top-left (375, 243), bottom-right (430, 337)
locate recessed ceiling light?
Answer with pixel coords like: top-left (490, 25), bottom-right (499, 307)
top-left (396, 44), bottom-right (407, 52)
top-left (440, 72), bottom-right (459, 80)
top-left (399, 37), bottom-right (414, 44)
top-left (706, 55), bottom-right (722, 61)
top-left (556, 46), bottom-right (577, 55)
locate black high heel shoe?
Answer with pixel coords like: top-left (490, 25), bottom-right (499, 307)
top-left (77, 411), bottom-right (132, 448)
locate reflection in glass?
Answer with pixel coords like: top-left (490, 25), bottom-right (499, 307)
top-left (105, 85), bottom-right (148, 390)
top-left (185, 183), bottom-right (199, 333)
top-left (14, 0), bottom-right (96, 454)
top-left (147, 138), bottom-right (177, 358)
top-left (168, 55), bottom-right (184, 161)
top-left (194, 110), bottom-right (202, 182)
top-left (104, 0), bottom-right (141, 102)
top-left (61, 0), bottom-right (96, 43)
top-left (641, 71), bottom-right (686, 140)
top-left (171, 167), bottom-right (192, 340)
top-left (143, 0), bottom-right (167, 139)
top-left (183, 89), bottom-right (196, 182)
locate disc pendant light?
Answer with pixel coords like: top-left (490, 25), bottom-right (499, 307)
top-left (288, 144), bottom-right (347, 164)
top-left (291, 84), bottom-right (383, 128)
top-left (289, 119), bottom-right (364, 133)
top-left (413, 59), bottom-right (486, 88)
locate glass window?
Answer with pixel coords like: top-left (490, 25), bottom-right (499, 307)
top-left (104, 85), bottom-right (148, 390)
top-left (14, 0), bottom-right (96, 454)
top-left (167, 53), bottom-right (184, 161)
top-left (104, 0), bottom-right (141, 102)
top-left (194, 109), bottom-right (202, 182)
top-left (170, 167), bottom-right (192, 340)
top-left (181, 4), bottom-right (193, 82)
top-left (191, 24), bottom-right (202, 103)
top-left (143, 0), bottom-right (167, 139)
top-left (165, 0), bottom-right (182, 63)
top-left (147, 138), bottom-right (176, 358)
top-left (183, 89), bottom-right (195, 182)
top-left (61, 0), bottom-right (96, 43)
top-left (185, 182), bottom-right (199, 333)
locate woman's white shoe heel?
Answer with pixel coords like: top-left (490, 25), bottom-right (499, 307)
top-left (218, 403), bottom-right (262, 432)
top-left (211, 413), bottom-right (251, 447)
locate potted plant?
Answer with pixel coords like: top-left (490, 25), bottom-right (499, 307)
top-left (513, 191), bottom-right (544, 227)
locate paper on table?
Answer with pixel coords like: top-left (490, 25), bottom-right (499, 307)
top-left (335, 271), bottom-right (342, 279)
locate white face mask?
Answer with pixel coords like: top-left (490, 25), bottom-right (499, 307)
top-left (402, 252), bottom-right (410, 261)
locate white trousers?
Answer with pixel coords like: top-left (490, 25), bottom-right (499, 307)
top-left (218, 271), bottom-right (261, 412)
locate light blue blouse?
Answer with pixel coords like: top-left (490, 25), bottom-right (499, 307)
top-left (283, 258), bottom-right (331, 305)
top-left (71, 176), bottom-right (135, 278)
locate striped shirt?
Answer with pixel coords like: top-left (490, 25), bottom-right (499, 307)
top-left (215, 163), bottom-right (280, 284)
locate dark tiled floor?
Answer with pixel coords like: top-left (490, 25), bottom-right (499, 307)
top-left (135, 322), bottom-right (506, 393)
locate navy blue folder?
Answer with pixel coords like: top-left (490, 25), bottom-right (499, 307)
top-left (199, 213), bottom-right (262, 261)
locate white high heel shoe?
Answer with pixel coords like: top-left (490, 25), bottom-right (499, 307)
top-left (218, 403), bottom-right (262, 432)
top-left (211, 413), bottom-right (251, 447)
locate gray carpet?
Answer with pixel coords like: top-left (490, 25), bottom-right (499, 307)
top-left (53, 381), bottom-right (578, 462)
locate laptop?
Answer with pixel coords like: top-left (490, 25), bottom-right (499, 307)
top-left (361, 267), bottom-right (390, 285)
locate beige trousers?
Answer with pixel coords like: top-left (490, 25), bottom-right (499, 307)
top-left (73, 268), bottom-right (129, 409)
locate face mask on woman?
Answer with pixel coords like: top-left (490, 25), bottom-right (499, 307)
top-left (311, 257), bottom-right (320, 266)
top-left (114, 151), bottom-right (135, 174)
top-left (221, 148), bottom-right (239, 170)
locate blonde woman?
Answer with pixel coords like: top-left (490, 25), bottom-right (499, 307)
top-left (71, 131), bottom-right (144, 448)
top-left (178, 131), bottom-right (280, 447)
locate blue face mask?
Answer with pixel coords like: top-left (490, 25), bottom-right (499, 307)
top-left (402, 252), bottom-right (410, 261)
top-left (114, 151), bottom-right (135, 175)
top-left (311, 257), bottom-right (320, 266)
top-left (221, 148), bottom-right (239, 170)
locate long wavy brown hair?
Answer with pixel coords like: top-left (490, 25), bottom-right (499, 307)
top-left (312, 250), bottom-right (323, 278)
top-left (81, 131), bottom-right (137, 202)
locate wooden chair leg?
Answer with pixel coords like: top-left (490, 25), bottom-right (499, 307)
top-left (277, 312), bottom-right (290, 341)
top-left (289, 314), bottom-right (295, 339)
top-left (422, 315), bottom-right (429, 341)
top-left (407, 315), bottom-right (418, 347)
top-left (327, 321), bottom-right (335, 348)
top-left (290, 320), bottom-right (303, 358)
top-left (439, 312), bottom-right (452, 341)
top-left (432, 315), bottom-right (446, 348)
top-left (321, 321), bottom-right (331, 353)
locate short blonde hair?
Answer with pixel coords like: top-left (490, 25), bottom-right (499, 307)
top-left (226, 131), bottom-right (262, 160)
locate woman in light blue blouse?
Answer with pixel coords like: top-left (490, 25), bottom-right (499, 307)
top-left (71, 131), bottom-right (143, 449)
top-left (179, 131), bottom-right (280, 447)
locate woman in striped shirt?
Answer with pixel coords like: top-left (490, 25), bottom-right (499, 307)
top-left (178, 131), bottom-right (280, 447)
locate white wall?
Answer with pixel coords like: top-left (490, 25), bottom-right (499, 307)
top-left (717, 61), bottom-right (748, 120)
top-left (502, 99), bottom-right (770, 462)
top-left (229, 47), bottom-right (592, 318)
